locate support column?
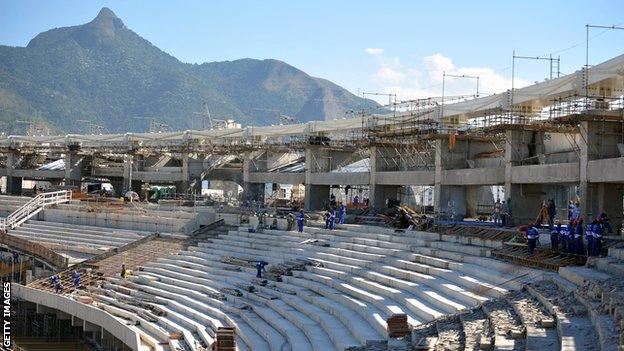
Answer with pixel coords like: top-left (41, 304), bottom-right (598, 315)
top-left (6, 151), bottom-right (22, 195)
top-left (369, 146), bottom-right (400, 210)
top-left (64, 151), bottom-right (82, 189)
top-left (434, 139), bottom-right (466, 219)
top-left (504, 130), bottom-right (540, 225)
top-left (242, 151), bottom-right (265, 202)
top-left (175, 153), bottom-right (190, 195)
top-left (579, 121), bottom-right (592, 218)
top-left (579, 120), bottom-right (624, 223)
top-left (304, 146), bottom-right (330, 211)
top-left (122, 154), bottom-right (142, 195)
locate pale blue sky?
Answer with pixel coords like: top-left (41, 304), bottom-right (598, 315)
top-left (1, 0), bottom-right (622, 103)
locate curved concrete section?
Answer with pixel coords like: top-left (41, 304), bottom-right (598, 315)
top-left (13, 284), bottom-right (141, 350)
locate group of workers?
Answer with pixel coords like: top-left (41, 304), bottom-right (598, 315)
top-left (49, 270), bottom-right (82, 293)
top-left (492, 199), bottom-right (510, 227)
top-left (525, 210), bottom-right (613, 257)
top-left (323, 202), bottom-right (346, 230)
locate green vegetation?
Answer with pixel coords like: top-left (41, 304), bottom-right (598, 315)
top-left (0, 8), bottom-right (377, 134)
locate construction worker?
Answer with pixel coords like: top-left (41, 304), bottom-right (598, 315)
top-left (549, 222), bottom-right (560, 252)
top-left (547, 199), bottom-right (556, 228)
top-left (571, 202), bottom-right (581, 221)
top-left (71, 270), bottom-right (81, 289)
top-left (120, 264), bottom-right (127, 278)
top-left (568, 201), bottom-right (575, 221)
top-left (597, 212), bottom-right (613, 234)
top-left (296, 210), bottom-right (305, 233)
top-left (328, 207), bottom-right (336, 230)
top-left (55, 281), bottom-right (64, 294)
top-left (50, 274), bottom-right (59, 289)
top-left (592, 219), bottom-right (604, 256)
top-left (493, 199), bottom-right (502, 226)
top-left (560, 221), bottom-right (570, 254)
top-left (586, 221), bottom-right (595, 256)
top-left (526, 223), bottom-right (539, 256)
top-left (256, 261), bottom-right (267, 278)
top-left (338, 202), bottom-right (346, 224)
top-left (51, 274), bottom-right (63, 293)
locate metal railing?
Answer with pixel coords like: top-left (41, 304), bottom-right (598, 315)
top-left (0, 190), bottom-right (72, 232)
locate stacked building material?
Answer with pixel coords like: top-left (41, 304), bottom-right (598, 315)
top-left (387, 313), bottom-right (410, 338)
top-left (213, 327), bottom-right (236, 351)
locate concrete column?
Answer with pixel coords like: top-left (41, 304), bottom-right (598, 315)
top-left (304, 146), bottom-right (330, 210)
top-left (242, 151), bottom-right (265, 202)
top-left (579, 120), bottom-right (624, 221)
top-left (579, 121), bottom-right (592, 218)
top-left (122, 154), bottom-right (133, 193)
top-left (504, 130), bottom-right (539, 225)
top-left (176, 153), bottom-right (190, 195)
top-left (434, 139), bottom-right (466, 219)
top-left (6, 151), bottom-right (22, 195)
top-left (369, 146), bottom-right (379, 208)
top-left (369, 146), bottom-right (400, 210)
top-left (64, 151), bottom-right (82, 188)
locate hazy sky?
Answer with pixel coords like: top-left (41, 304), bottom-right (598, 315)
top-left (1, 0), bottom-right (622, 104)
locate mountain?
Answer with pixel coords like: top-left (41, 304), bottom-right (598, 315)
top-left (0, 8), bottom-right (378, 134)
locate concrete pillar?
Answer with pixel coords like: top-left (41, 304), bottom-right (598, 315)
top-left (305, 185), bottom-right (330, 210)
top-left (122, 154), bottom-right (133, 194)
top-left (434, 139), bottom-right (466, 219)
top-left (504, 130), bottom-right (538, 225)
top-left (369, 146), bottom-right (400, 210)
top-left (242, 151), bottom-right (265, 202)
top-left (579, 120), bottom-right (624, 222)
top-left (64, 151), bottom-right (82, 188)
top-left (182, 153), bottom-right (189, 191)
top-left (6, 151), bottom-right (22, 195)
top-left (304, 147), bottom-right (330, 210)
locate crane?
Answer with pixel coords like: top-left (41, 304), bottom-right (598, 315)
top-left (193, 98), bottom-right (229, 129)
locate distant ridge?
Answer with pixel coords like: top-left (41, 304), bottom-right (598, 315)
top-left (0, 7), bottom-right (378, 133)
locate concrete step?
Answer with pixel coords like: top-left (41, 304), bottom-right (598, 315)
top-left (527, 280), bottom-right (599, 351)
top-left (11, 227), bottom-right (133, 246)
top-left (141, 259), bottom-right (313, 350)
top-left (9, 232), bottom-right (116, 250)
top-left (25, 220), bottom-right (147, 238)
top-left (481, 298), bottom-right (526, 350)
top-left (459, 307), bottom-right (488, 351)
top-left (506, 290), bottom-right (559, 351)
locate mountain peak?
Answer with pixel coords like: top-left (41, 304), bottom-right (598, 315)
top-left (94, 7), bottom-right (119, 21)
top-left (86, 7), bottom-right (124, 38)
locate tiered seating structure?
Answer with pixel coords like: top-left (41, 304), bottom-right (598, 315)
top-left (82, 224), bottom-right (550, 351)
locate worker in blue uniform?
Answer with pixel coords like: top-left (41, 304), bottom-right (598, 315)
top-left (559, 222), bottom-right (569, 254)
top-left (597, 212), bottom-right (613, 234)
top-left (338, 202), bottom-right (347, 224)
top-left (256, 261), bottom-right (267, 278)
top-left (296, 210), bottom-right (305, 233)
top-left (328, 207), bottom-right (336, 230)
top-left (585, 221), bottom-right (595, 256)
top-left (526, 223), bottom-right (539, 256)
top-left (549, 222), bottom-right (560, 252)
top-left (71, 270), bottom-right (81, 289)
top-left (50, 274), bottom-right (59, 289)
top-left (592, 220), bottom-right (604, 257)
